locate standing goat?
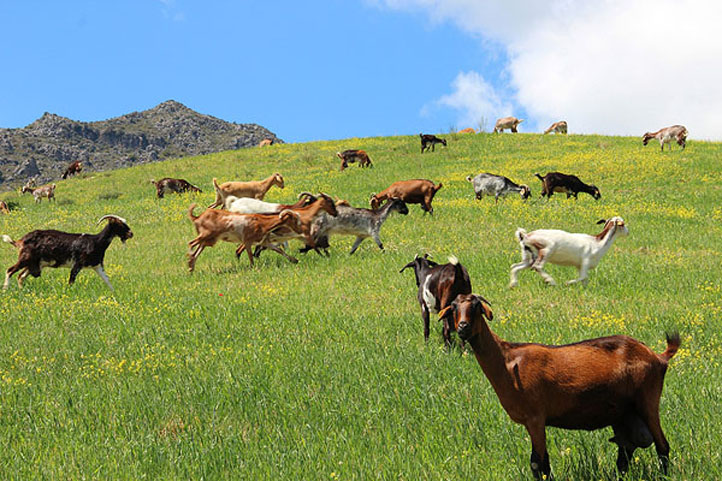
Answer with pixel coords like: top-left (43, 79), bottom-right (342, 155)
top-left (420, 134), bottom-right (447, 153)
top-left (535, 172), bottom-right (600, 200)
top-left (493, 117), bottom-right (524, 133)
top-left (337, 150), bottom-right (373, 171)
top-left (370, 179), bottom-right (442, 214)
top-left (543, 120), bottom-right (567, 135)
top-left (209, 173), bottom-right (285, 208)
top-left (467, 173), bottom-right (530, 202)
top-left (440, 293), bottom-right (679, 479)
top-left (151, 178), bottom-right (202, 198)
top-left (2, 215), bottom-right (132, 290)
top-left (62, 161), bottom-right (83, 179)
top-left (642, 125), bottom-right (688, 151)
top-left (399, 254), bottom-right (471, 346)
top-left (22, 184), bottom-right (56, 203)
top-left (509, 217), bottom-right (628, 287)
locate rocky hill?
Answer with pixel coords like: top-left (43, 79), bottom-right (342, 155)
top-left (0, 100), bottom-right (282, 189)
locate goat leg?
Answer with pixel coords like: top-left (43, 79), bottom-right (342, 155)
top-left (93, 265), bottom-right (114, 291)
top-left (68, 263), bottom-right (82, 285)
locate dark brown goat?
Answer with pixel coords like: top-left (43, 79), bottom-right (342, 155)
top-left (400, 255), bottom-right (471, 345)
top-left (440, 293), bottom-right (680, 479)
top-left (151, 178), bottom-right (202, 198)
top-left (420, 133), bottom-right (447, 153)
top-left (370, 179), bottom-right (442, 214)
top-left (337, 149), bottom-right (373, 171)
top-left (62, 161), bottom-right (83, 179)
top-left (535, 172), bottom-right (600, 200)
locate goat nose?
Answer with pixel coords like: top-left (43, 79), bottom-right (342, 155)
top-left (458, 322), bottom-right (468, 331)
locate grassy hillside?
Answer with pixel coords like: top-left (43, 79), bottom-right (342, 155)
top-left (0, 133), bottom-right (720, 479)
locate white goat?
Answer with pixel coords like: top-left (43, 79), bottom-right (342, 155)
top-left (509, 217), bottom-right (628, 287)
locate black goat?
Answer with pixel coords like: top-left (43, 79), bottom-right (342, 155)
top-left (535, 172), bottom-right (601, 200)
top-left (399, 254), bottom-right (472, 346)
top-left (151, 178), bottom-right (202, 198)
top-left (420, 134), bottom-right (447, 153)
top-left (2, 215), bottom-right (133, 290)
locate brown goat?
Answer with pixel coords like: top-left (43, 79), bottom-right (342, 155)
top-left (493, 116), bottom-right (524, 133)
top-left (440, 293), bottom-right (680, 479)
top-left (458, 127), bottom-right (476, 134)
top-left (543, 120), bottom-right (567, 135)
top-left (337, 150), bottom-right (373, 171)
top-left (209, 173), bottom-right (285, 208)
top-left (0, 201), bottom-right (9, 214)
top-left (186, 204), bottom-right (304, 271)
top-left (259, 138), bottom-right (273, 147)
top-left (151, 178), bottom-right (202, 198)
top-left (370, 179), bottom-right (442, 214)
top-left (62, 161), bottom-right (83, 179)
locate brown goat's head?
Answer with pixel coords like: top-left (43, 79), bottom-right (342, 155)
top-left (317, 193), bottom-right (338, 217)
top-left (438, 294), bottom-right (493, 342)
top-left (642, 133), bottom-right (653, 146)
top-left (369, 193), bottom-right (381, 210)
top-left (273, 173), bottom-right (285, 189)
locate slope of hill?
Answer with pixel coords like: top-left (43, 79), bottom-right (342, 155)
top-left (0, 100), bottom-right (282, 188)
top-left (0, 133), bottom-right (720, 479)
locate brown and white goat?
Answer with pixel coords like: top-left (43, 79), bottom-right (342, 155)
top-left (642, 125), bottom-right (688, 151)
top-left (440, 293), bottom-right (679, 479)
top-left (186, 205), bottom-right (304, 270)
top-left (23, 184), bottom-right (56, 203)
top-left (209, 173), bottom-right (285, 208)
top-left (258, 138), bottom-right (273, 147)
top-left (535, 172), bottom-right (600, 200)
top-left (370, 179), bottom-right (442, 214)
top-left (337, 149), bottom-right (373, 171)
top-left (543, 120), bottom-right (567, 135)
top-left (493, 116), bottom-right (524, 133)
top-left (151, 178), bottom-right (202, 198)
top-left (62, 161), bottom-right (83, 179)
top-left (0, 201), bottom-right (9, 214)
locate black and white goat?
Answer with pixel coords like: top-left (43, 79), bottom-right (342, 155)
top-left (399, 254), bottom-right (472, 346)
top-left (466, 173), bottom-right (531, 202)
top-left (301, 198), bottom-right (409, 255)
top-left (2, 215), bottom-right (133, 290)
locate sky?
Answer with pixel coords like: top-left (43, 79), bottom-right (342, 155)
top-left (1, 1), bottom-right (719, 142)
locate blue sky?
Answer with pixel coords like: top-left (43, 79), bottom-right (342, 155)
top-left (0, 1), bottom-right (509, 143)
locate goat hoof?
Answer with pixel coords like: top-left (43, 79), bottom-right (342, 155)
top-left (509, 282), bottom-right (518, 289)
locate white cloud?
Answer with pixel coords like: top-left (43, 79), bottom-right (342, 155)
top-left (377, 0), bottom-right (722, 138)
top-left (433, 71), bottom-right (512, 130)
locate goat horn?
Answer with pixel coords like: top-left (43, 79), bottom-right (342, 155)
top-left (279, 209), bottom-right (300, 219)
top-left (298, 191), bottom-right (315, 199)
top-left (596, 219), bottom-right (607, 225)
top-left (97, 214), bottom-right (128, 225)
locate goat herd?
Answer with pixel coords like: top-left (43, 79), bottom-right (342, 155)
top-left (1, 126), bottom-right (688, 480)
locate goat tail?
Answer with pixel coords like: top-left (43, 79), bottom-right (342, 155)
top-left (435, 182), bottom-right (443, 191)
top-left (212, 177), bottom-right (222, 193)
top-left (188, 203), bottom-right (199, 222)
top-left (660, 332), bottom-right (681, 362)
top-left (448, 255), bottom-right (458, 265)
top-left (515, 228), bottom-right (527, 242)
top-left (2, 234), bottom-right (19, 249)
top-left (534, 173), bottom-right (544, 181)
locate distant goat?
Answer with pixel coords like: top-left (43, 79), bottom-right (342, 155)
top-left (535, 172), bottom-right (600, 200)
top-left (370, 179), bottom-right (442, 214)
top-left (337, 149), bottom-right (373, 171)
top-left (259, 138), bottom-right (273, 147)
top-left (467, 173), bottom-right (530, 202)
top-left (543, 120), bottom-right (567, 135)
top-left (62, 161), bottom-right (83, 179)
top-left (458, 127), bottom-right (476, 134)
top-left (20, 177), bottom-right (37, 194)
top-left (493, 117), bottom-right (524, 133)
top-left (23, 184), bottom-right (56, 203)
top-left (509, 217), bottom-right (628, 287)
top-left (643, 125), bottom-right (688, 151)
top-left (2, 215), bottom-right (132, 290)
top-left (0, 201), bottom-right (9, 214)
top-left (420, 134), bottom-right (447, 153)
top-left (440, 293), bottom-right (679, 478)
top-left (209, 173), bottom-right (285, 208)
top-left (151, 178), bottom-right (202, 198)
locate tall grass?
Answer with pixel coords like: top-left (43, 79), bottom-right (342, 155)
top-left (0, 133), bottom-right (720, 479)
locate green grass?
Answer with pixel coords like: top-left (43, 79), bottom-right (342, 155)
top-left (0, 133), bottom-right (720, 480)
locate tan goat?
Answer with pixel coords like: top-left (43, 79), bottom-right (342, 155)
top-left (208, 173), bottom-right (285, 208)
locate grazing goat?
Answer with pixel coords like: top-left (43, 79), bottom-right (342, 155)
top-left (643, 125), bottom-right (688, 151)
top-left (399, 254), bottom-right (471, 345)
top-left (370, 179), bottom-right (442, 214)
top-left (151, 178), bottom-right (202, 198)
top-left (23, 184), bottom-right (56, 203)
top-left (259, 138), bottom-right (273, 147)
top-left (535, 172), bottom-right (600, 200)
top-left (2, 215), bottom-right (132, 290)
top-left (186, 205), bottom-right (305, 270)
top-left (493, 117), bottom-right (524, 133)
top-left (301, 198), bottom-right (409, 255)
top-left (0, 201), bottom-right (9, 214)
top-left (543, 120), bottom-right (567, 135)
top-left (467, 173), bottom-right (530, 203)
top-left (209, 173), bottom-right (285, 208)
top-left (420, 134), bottom-right (447, 153)
top-left (337, 149), bottom-right (373, 171)
top-left (458, 127), bottom-right (476, 134)
top-left (509, 217), bottom-right (628, 287)
top-left (440, 293), bottom-right (679, 479)
top-left (62, 161), bottom-right (83, 179)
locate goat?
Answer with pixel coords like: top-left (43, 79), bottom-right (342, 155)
top-left (186, 205), bottom-right (305, 270)
top-left (151, 178), bottom-right (202, 199)
top-left (440, 293), bottom-right (679, 479)
top-left (337, 149), bottom-right (373, 171)
top-left (642, 125), bottom-right (688, 151)
top-left (399, 254), bottom-right (472, 346)
top-left (370, 179), bottom-right (442, 214)
top-left (509, 217), bottom-right (628, 287)
top-left (493, 116), bottom-right (524, 133)
top-left (543, 120), bottom-right (567, 135)
top-left (458, 127), bottom-right (476, 134)
top-left (535, 172), bottom-right (600, 200)
top-left (2, 215), bottom-right (132, 290)
top-left (300, 198), bottom-right (408, 255)
top-left (62, 161), bottom-right (83, 179)
top-left (209, 173), bottom-right (285, 208)
top-left (420, 134), bottom-right (447, 153)
top-left (20, 177), bottom-right (37, 194)
top-left (23, 184), bottom-right (56, 203)
top-left (467, 173), bottom-right (530, 203)
top-left (0, 201), bottom-right (9, 214)
top-left (223, 192), bottom-right (311, 214)
top-left (259, 138), bottom-right (273, 147)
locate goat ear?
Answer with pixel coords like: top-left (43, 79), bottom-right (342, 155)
top-left (473, 295), bottom-right (493, 321)
top-left (399, 261), bottom-right (415, 273)
top-left (596, 219), bottom-right (607, 225)
top-left (438, 305), bottom-right (454, 320)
